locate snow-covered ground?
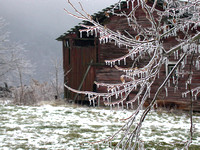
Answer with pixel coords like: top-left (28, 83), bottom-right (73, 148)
top-left (0, 104), bottom-right (199, 149)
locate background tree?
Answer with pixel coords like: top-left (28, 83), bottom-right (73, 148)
top-left (50, 58), bottom-right (64, 100)
top-left (65, 0), bottom-right (200, 149)
top-left (0, 17), bottom-right (34, 104)
top-left (11, 46), bottom-right (33, 104)
top-left (0, 17), bottom-right (16, 83)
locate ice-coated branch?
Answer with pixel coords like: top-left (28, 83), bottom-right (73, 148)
top-left (182, 86), bottom-right (200, 100)
top-left (64, 0), bottom-right (200, 149)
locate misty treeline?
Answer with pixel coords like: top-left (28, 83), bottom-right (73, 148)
top-left (0, 18), bottom-right (64, 105)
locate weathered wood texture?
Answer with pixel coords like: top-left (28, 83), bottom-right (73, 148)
top-left (62, 36), bottom-right (97, 100)
top-left (60, 2), bottom-right (200, 110)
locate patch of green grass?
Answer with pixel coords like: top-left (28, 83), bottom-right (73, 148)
top-left (6, 127), bottom-right (21, 131)
top-left (74, 111), bottom-right (81, 116)
top-left (189, 145), bottom-right (200, 150)
top-left (36, 125), bottom-right (67, 129)
top-left (107, 115), bottom-right (114, 120)
top-left (107, 125), bottom-right (122, 130)
top-left (79, 128), bottom-right (94, 133)
top-left (145, 141), bottom-right (172, 149)
top-left (16, 138), bottom-right (29, 141)
top-left (68, 124), bottom-right (81, 128)
top-left (64, 110), bottom-right (73, 114)
top-left (27, 115), bottom-right (38, 120)
top-left (91, 125), bottom-right (104, 128)
top-left (13, 144), bottom-right (37, 149)
top-left (67, 132), bottom-right (82, 139)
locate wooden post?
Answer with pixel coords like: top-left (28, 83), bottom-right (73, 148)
top-left (74, 59), bottom-right (93, 102)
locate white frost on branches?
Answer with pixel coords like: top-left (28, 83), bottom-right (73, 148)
top-left (64, 0), bottom-right (200, 149)
top-left (0, 17), bottom-right (33, 85)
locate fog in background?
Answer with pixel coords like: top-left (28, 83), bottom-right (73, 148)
top-left (0, 0), bottom-right (118, 84)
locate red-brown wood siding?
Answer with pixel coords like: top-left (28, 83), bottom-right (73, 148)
top-left (61, 2), bottom-right (200, 110)
top-left (63, 38), bottom-right (97, 100)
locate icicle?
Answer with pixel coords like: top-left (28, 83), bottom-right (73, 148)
top-left (195, 94), bottom-right (197, 100)
top-left (176, 50), bottom-right (178, 59)
top-left (126, 103), bottom-right (129, 109)
top-left (131, 102), bottom-right (133, 109)
top-left (103, 38), bottom-right (105, 44)
top-left (189, 76), bottom-right (192, 84)
top-left (94, 28), bottom-right (97, 37)
top-left (191, 91), bottom-right (194, 97)
top-left (137, 73), bottom-right (140, 78)
top-left (174, 86), bottom-right (177, 93)
top-left (93, 99), bottom-right (95, 107)
top-left (107, 97), bottom-right (109, 104)
top-left (165, 86), bottom-right (168, 97)
top-left (185, 82), bottom-right (188, 89)
top-left (118, 60), bottom-right (120, 65)
top-left (196, 60), bottom-right (200, 70)
top-left (155, 101), bottom-right (158, 109)
top-left (105, 36), bottom-right (108, 43)
top-left (182, 93), bottom-right (184, 98)
top-left (124, 58), bottom-right (126, 65)
top-left (132, 0), bottom-right (134, 9)
top-left (127, 0), bottom-right (129, 9)
top-left (87, 30), bottom-right (89, 37)
top-left (80, 30), bottom-right (83, 38)
top-left (121, 101), bottom-right (123, 110)
top-left (184, 93), bottom-right (187, 98)
top-left (103, 97), bottom-right (105, 101)
top-left (89, 100), bottom-right (91, 105)
top-left (172, 76), bottom-right (175, 84)
top-left (110, 103), bottom-right (112, 110)
top-left (198, 45), bottom-right (200, 53)
top-left (148, 88), bottom-right (151, 98)
top-left (174, 51), bottom-right (176, 59)
top-left (181, 61), bottom-right (185, 69)
top-left (127, 18), bottom-right (131, 26)
top-left (137, 97), bottom-right (140, 105)
top-left (100, 38), bottom-right (102, 44)
top-left (131, 53), bottom-right (134, 60)
top-left (118, 2), bottom-right (121, 10)
top-left (91, 29), bottom-right (93, 36)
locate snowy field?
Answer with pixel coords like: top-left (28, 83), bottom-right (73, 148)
top-left (0, 104), bottom-right (200, 149)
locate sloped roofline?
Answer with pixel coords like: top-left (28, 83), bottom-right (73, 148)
top-left (56, 1), bottom-right (128, 41)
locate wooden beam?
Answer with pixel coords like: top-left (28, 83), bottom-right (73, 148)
top-left (74, 59), bottom-right (93, 101)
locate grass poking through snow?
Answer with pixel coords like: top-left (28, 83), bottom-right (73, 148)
top-left (0, 104), bottom-right (199, 149)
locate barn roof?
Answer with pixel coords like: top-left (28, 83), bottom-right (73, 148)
top-left (56, 1), bottom-right (128, 41)
top-left (56, 0), bottom-right (170, 41)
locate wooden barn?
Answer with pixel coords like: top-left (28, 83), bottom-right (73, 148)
top-left (57, 1), bottom-right (200, 110)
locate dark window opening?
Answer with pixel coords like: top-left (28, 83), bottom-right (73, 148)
top-left (93, 84), bottom-right (97, 92)
top-left (167, 64), bottom-right (177, 78)
top-left (74, 39), bottom-right (94, 47)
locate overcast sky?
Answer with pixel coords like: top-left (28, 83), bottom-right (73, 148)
top-left (0, 0), bottom-right (118, 83)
